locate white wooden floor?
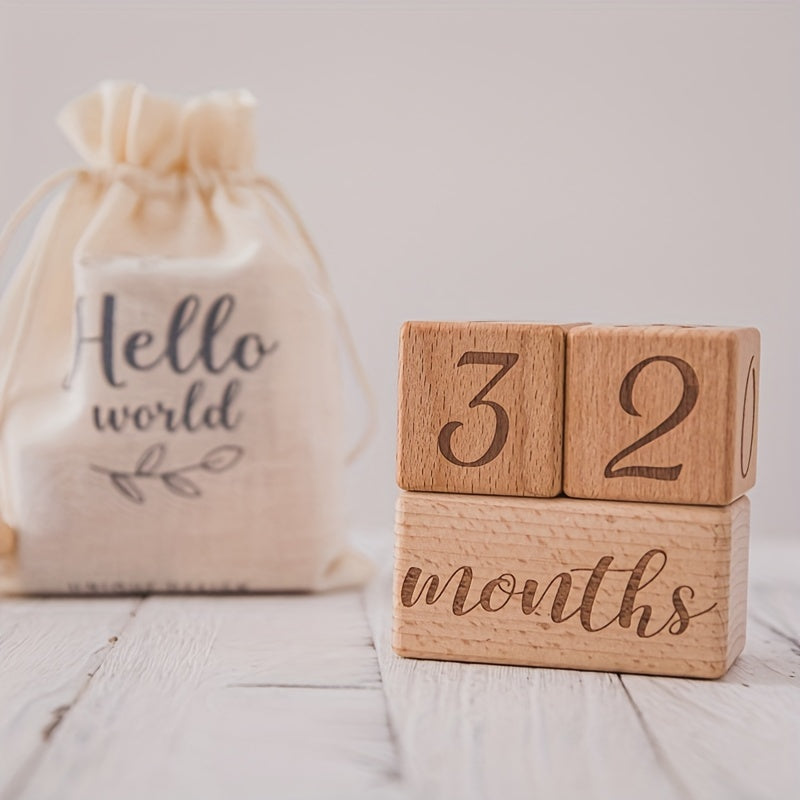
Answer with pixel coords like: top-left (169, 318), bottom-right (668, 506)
top-left (1, 535), bottom-right (798, 800)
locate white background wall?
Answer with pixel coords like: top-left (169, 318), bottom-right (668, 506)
top-left (1, 0), bottom-right (798, 539)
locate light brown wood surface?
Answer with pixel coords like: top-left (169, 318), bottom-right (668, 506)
top-left (393, 491), bottom-right (749, 678)
top-left (0, 517), bottom-right (15, 556)
top-left (397, 321), bottom-right (566, 497)
top-left (1, 533), bottom-right (798, 799)
top-left (564, 325), bottom-right (760, 505)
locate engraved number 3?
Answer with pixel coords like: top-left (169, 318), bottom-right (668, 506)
top-left (438, 351), bottom-right (519, 467)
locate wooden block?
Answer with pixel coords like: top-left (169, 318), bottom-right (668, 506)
top-left (0, 517), bottom-right (14, 556)
top-left (564, 325), bottom-right (760, 505)
top-left (393, 491), bottom-right (749, 679)
top-left (397, 321), bottom-right (566, 497)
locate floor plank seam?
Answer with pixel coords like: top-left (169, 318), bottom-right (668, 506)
top-left (40, 706), bottom-right (70, 743)
top-left (361, 586), bottom-right (406, 787)
top-left (226, 683), bottom-right (383, 690)
top-left (618, 675), bottom-right (694, 800)
top-left (0, 597), bottom-right (145, 800)
top-left (40, 597), bottom-right (144, 742)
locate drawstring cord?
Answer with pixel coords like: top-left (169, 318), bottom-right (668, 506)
top-left (252, 175), bottom-right (378, 465)
top-left (0, 166), bottom-right (376, 470)
top-left (0, 167), bottom-right (83, 268)
top-left (0, 168), bottom-right (84, 541)
top-left (0, 167), bottom-right (83, 400)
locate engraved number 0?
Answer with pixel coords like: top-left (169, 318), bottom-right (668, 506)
top-left (604, 356), bottom-right (699, 481)
top-left (438, 351), bottom-right (519, 467)
top-left (740, 356), bottom-right (756, 478)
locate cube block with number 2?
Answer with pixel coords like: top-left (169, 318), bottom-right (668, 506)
top-left (564, 325), bottom-right (760, 505)
top-left (397, 321), bottom-right (567, 497)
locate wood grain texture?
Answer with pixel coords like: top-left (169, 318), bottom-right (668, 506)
top-left (564, 324), bottom-right (760, 505)
top-left (0, 517), bottom-right (14, 556)
top-left (0, 598), bottom-right (138, 798)
top-left (364, 548), bottom-right (684, 800)
top-left (1, 535), bottom-right (798, 800)
top-left (619, 573), bottom-right (800, 799)
top-left (393, 491), bottom-right (749, 678)
top-left (368, 535), bottom-right (800, 800)
top-left (397, 321), bottom-right (566, 497)
top-left (9, 592), bottom-right (401, 800)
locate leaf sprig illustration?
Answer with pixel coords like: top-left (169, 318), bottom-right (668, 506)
top-left (91, 443), bottom-right (244, 504)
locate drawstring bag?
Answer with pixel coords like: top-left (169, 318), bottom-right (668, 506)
top-left (0, 81), bottom-right (375, 594)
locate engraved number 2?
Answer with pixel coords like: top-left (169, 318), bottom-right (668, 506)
top-left (438, 351), bottom-right (519, 468)
top-left (604, 355), bottom-right (699, 481)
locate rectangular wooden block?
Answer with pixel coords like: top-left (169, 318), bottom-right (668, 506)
top-left (393, 491), bottom-right (749, 678)
top-left (397, 321), bottom-right (566, 497)
top-left (564, 324), bottom-right (759, 505)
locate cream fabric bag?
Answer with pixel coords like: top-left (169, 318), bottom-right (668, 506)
top-left (0, 82), bottom-right (374, 593)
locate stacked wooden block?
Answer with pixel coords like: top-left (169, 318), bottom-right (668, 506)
top-left (394, 322), bottom-right (759, 678)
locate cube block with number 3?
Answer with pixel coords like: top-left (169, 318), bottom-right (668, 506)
top-left (397, 321), bottom-right (567, 497)
top-left (564, 325), bottom-right (760, 505)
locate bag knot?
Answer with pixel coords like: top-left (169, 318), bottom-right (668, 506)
top-left (58, 81), bottom-right (257, 175)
